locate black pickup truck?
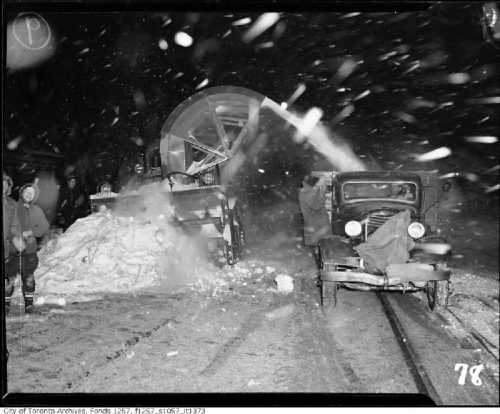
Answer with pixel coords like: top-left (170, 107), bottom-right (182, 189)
top-left (313, 170), bottom-right (452, 311)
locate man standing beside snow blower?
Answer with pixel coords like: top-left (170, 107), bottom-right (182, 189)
top-left (299, 174), bottom-right (332, 247)
top-left (5, 181), bottom-right (49, 315)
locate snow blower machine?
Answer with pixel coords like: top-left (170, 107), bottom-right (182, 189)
top-left (90, 86), bottom-right (272, 265)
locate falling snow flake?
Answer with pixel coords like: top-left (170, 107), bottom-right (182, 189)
top-left (354, 90), bottom-right (371, 101)
top-left (255, 41), bottom-right (274, 50)
top-left (447, 73), bottom-right (471, 84)
top-left (415, 147), bottom-right (451, 162)
top-left (195, 79), bottom-right (209, 90)
top-left (340, 12), bottom-right (361, 19)
top-left (232, 17), bottom-right (252, 26)
top-left (158, 39), bottom-right (168, 50)
top-left (466, 97), bottom-right (500, 104)
top-left (7, 135), bottom-right (24, 150)
top-left (242, 13), bottom-right (280, 43)
top-left (485, 184), bottom-right (499, 193)
top-left (175, 32), bottom-right (193, 47)
top-left (464, 136), bottom-right (498, 144)
top-left (394, 111), bottom-right (417, 124)
top-left (287, 84), bottom-right (306, 106)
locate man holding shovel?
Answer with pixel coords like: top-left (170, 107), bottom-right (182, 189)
top-left (5, 181), bottom-right (49, 315)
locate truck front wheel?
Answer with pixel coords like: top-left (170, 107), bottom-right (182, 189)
top-left (321, 281), bottom-right (337, 307)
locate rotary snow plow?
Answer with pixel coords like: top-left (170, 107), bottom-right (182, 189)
top-left (90, 86), bottom-right (271, 265)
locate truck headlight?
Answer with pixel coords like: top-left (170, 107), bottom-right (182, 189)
top-left (134, 163), bottom-right (145, 174)
top-left (408, 222), bottom-right (425, 239)
top-left (345, 220), bottom-right (362, 237)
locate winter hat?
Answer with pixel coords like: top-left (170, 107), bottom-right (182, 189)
top-left (303, 175), bottom-right (320, 187)
top-left (20, 181), bottom-right (40, 204)
top-left (3, 171), bottom-right (13, 195)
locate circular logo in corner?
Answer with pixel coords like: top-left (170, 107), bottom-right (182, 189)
top-left (13, 12), bottom-right (52, 50)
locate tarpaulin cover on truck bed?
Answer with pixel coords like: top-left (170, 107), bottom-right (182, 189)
top-left (355, 210), bottom-right (415, 272)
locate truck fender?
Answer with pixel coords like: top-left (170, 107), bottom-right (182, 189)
top-left (319, 235), bottom-right (356, 263)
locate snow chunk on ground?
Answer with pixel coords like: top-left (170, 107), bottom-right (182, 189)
top-left (275, 274), bottom-right (294, 293)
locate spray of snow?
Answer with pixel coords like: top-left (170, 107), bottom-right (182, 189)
top-left (261, 97), bottom-right (366, 171)
top-left (293, 107), bottom-right (323, 143)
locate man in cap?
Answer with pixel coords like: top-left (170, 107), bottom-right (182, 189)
top-left (57, 174), bottom-right (90, 231)
top-left (5, 181), bottom-right (49, 314)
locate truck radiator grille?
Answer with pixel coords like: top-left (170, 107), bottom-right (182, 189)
top-left (365, 211), bottom-right (397, 236)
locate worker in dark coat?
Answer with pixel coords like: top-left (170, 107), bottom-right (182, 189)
top-left (5, 182), bottom-right (49, 314)
top-left (56, 174), bottom-right (90, 231)
top-left (299, 175), bottom-right (332, 246)
top-left (3, 172), bottom-right (21, 260)
top-left (3, 172), bottom-right (22, 316)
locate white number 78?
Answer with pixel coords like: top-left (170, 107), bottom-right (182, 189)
top-left (455, 363), bottom-right (483, 385)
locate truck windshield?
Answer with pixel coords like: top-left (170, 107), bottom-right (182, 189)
top-left (343, 181), bottom-right (417, 201)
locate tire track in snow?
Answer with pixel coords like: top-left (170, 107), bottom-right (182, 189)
top-left (66, 317), bottom-right (177, 390)
top-left (291, 300), bottom-right (363, 392)
top-left (199, 297), bottom-right (275, 377)
top-left (104, 318), bottom-right (177, 362)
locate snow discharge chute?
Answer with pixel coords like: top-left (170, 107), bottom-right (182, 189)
top-left (159, 85), bottom-right (365, 177)
top-left (160, 86), bottom-right (266, 178)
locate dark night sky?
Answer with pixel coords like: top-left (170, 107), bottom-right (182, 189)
top-left (3, 2), bottom-right (499, 194)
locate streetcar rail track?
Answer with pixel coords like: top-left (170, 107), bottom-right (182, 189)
top-left (377, 292), bottom-right (442, 405)
top-left (446, 308), bottom-right (499, 360)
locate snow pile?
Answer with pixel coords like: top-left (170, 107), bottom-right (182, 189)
top-left (35, 210), bottom-right (218, 300)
